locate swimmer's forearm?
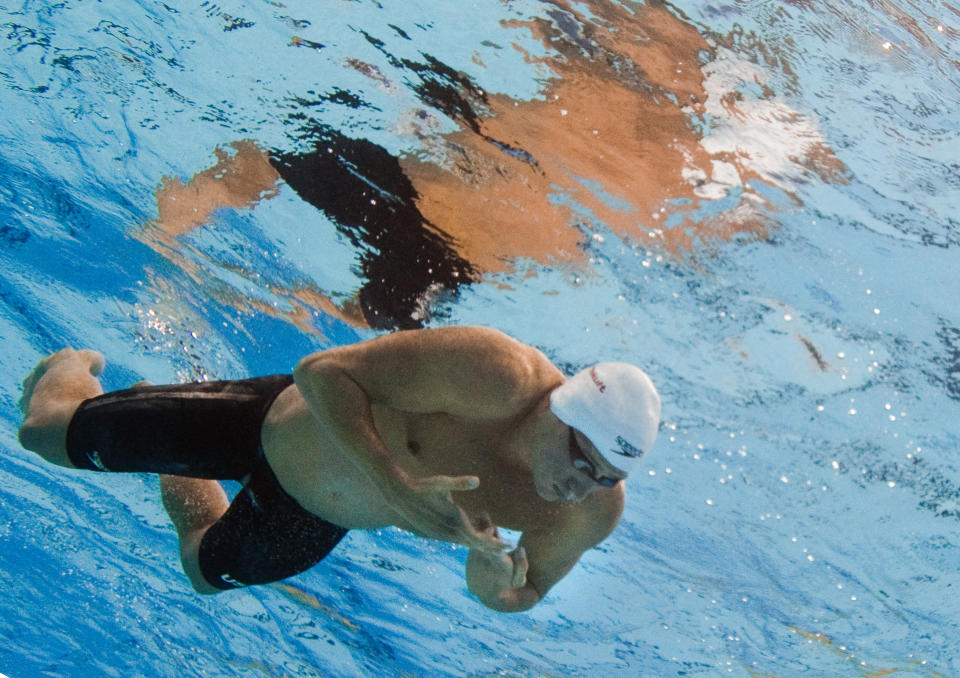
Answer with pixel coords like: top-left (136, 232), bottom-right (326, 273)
top-left (472, 581), bottom-right (541, 613)
top-left (295, 351), bottom-right (502, 549)
top-left (487, 585), bottom-right (541, 613)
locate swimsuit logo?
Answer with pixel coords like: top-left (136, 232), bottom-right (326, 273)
top-left (614, 436), bottom-right (644, 458)
top-left (589, 367), bottom-right (607, 393)
top-left (221, 573), bottom-right (246, 588)
top-left (88, 450), bottom-right (107, 471)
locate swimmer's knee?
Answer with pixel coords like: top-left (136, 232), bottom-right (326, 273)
top-left (17, 415), bottom-right (77, 469)
top-left (188, 575), bottom-right (223, 596)
top-left (17, 420), bottom-right (42, 452)
top-left (179, 528), bottom-right (224, 595)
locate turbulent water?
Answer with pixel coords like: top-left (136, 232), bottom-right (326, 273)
top-left (1, 1), bottom-right (959, 676)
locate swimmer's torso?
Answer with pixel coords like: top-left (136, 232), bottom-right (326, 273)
top-left (261, 384), bottom-right (569, 534)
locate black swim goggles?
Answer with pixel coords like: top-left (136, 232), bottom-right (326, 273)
top-left (568, 428), bottom-right (620, 488)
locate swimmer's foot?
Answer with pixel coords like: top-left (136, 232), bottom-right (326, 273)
top-left (19, 348), bottom-right (105, 415)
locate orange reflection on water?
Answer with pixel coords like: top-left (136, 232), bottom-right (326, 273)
top-left (141, 0), bottom-right (850, 330)
top-left (402, 0), bottom-right (848, 270)
top-left (404, 0), bottom-right (717, 268)
top-left (141, 141), bottom-right (366, 334)
top-left (152, 141), bottom-right (280, 239)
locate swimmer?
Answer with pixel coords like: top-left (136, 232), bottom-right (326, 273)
top-left (18, 326), bottom-right (660, 612)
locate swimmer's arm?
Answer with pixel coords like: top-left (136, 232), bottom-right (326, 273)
top-left (467, 488), bottom-right (624, 612)
top-left (295, 326), bottom-right (561, 422)
top-left (293, 327), bottom-right (553, 548)
top-left (292, 325), bottom-right (558, 494)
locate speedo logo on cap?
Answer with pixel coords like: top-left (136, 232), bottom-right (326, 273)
top-left (590, 366), bottom-right (606, 393)
top-left (614, 435), bottom-right (644, 459)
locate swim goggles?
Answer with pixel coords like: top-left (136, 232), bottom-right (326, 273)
top-left (568, 428), bottom-right (620, 487)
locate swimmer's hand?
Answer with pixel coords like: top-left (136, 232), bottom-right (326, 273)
top-left (466, 516), bottom-right (531, 611)
top-left (389, 473), bottom-right (511, 552)
top-left (468, 546), bottom-right (529, 589)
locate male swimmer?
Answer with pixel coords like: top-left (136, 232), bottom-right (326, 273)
top-left (19, 326), bottom-right (660, 612)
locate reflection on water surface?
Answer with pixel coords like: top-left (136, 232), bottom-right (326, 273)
top-left (143, 0), bottom-right (849, 330)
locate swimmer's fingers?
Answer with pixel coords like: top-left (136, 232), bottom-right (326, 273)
top-left (510, 546), bottom-right (529, 589)
top-left (414, 474), bottom-right (480, 494)
top-left (471, 511), bottom-right (495, 534)
top-left (468, 512), bottom-right (513, 553)
top-left (445, 510), bottom-right (510, 552)
top-left (393, 475), bottom-right (507, 550)
top-left (410, 474), bottom-right (509, 546)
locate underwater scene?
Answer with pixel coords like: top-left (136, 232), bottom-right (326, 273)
top-left (1, 0), bottom-right (959, 676)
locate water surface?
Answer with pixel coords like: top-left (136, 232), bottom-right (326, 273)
top-left (1, 1), bottom-right (959, 676)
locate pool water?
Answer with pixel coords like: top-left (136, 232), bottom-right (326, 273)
top-left (1, 1), bottom-right (959, 676)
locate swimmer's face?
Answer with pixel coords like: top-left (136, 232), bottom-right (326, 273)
top-left (534, 426), bottom-right (626, 503)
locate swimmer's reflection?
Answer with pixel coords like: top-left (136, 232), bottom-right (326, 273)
top-left (146, 135), bottom-right (473, 331)
top-left (143, 0), bottom-right (847, 331)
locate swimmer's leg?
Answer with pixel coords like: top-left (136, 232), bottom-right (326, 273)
top-left (18, 348), bottom-right (105, 468)
top-left (160, 475), bottom-right (229, 595)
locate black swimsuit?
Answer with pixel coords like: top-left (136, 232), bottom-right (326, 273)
top-left (66, 375), bottom-right (348, 590)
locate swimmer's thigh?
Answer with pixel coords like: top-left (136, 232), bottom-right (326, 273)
top-left (66, 375), bottom-right (292, 478)
top-left (194, 463), bottom-right (348, 591)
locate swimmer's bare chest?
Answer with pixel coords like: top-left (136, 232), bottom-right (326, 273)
top-left (260, 385), bottom-right (562, 533)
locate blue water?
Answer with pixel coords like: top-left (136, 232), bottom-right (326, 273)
top-left (2, 1), bottom-right (959, 676)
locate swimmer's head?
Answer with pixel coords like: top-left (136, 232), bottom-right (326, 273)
top-left (549, 362), bottom-right (661, 476)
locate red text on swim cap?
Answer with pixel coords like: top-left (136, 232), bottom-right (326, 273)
top-left (590, 367), bottom-right (607, 393)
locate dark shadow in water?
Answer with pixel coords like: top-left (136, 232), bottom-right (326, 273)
top-left (269, 124), bottom-right (476, 330)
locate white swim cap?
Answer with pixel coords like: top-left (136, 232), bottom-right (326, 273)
top-left (549, 362), bottom-right (661, 475)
